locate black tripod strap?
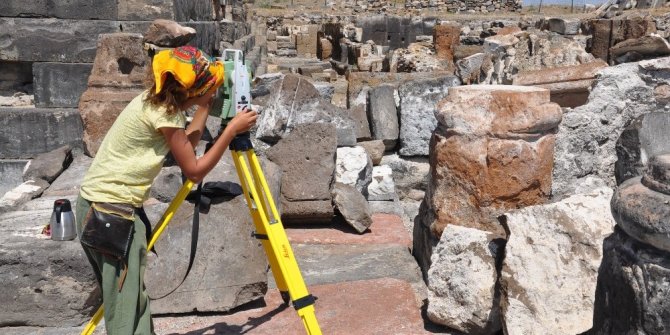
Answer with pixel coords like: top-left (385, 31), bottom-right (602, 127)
top-left (149, 182), bottom-right (201, 300)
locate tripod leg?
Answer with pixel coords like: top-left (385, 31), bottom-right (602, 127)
top-left (230, 149), bottom-right (322, 335)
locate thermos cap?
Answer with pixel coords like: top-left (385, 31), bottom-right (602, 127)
top-left (53, 199), bottom-right (72, 212)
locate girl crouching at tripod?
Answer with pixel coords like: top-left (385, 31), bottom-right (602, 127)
top-left (76, 46), bottom-right (257, 335)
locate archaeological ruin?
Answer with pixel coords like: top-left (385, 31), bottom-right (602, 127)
top-left (2, 0), bottom-right (670, 333)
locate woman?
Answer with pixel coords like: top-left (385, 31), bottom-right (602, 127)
top-left (75, 46), bottom-right (257, 334)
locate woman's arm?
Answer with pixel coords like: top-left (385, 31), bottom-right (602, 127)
top-left (161, 109), bottom-right (257, 183)
top-left (183, 89), bottom-right (215, 148)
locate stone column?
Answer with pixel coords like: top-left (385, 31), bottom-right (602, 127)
top-left (413, 85), bottom-right (562, 272)
top-left (592, 153), bottom-right (670, 334)
top-left (433, 23), bottom-right (460, 73)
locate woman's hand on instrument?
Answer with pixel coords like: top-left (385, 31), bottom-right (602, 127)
top-left (227, 107), bottom-right (257, 135)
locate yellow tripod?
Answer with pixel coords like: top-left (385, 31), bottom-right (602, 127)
top-left (81, 133), bottom-right (322, 335)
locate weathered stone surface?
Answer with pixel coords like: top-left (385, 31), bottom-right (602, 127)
top-left (0, 18), bottom-right (121, 63)
top-left (611, 34), bottom-right (670, 64)
top-left (552, 57), bottom-right (670, 199)
top-left (0, 179), bottom-right (49, 213)
top-left (358, 140), bottom-right (385, 166)
top-left (513, 60), bottom-right (608, 108)
top-left (427, 225), bottom-right (502, 334)
top-left (612, 174), bottom-right (670, 252)
top-left (367, 165), bottom-right (396, 201)
top-left (415, 85), bottom-right (561, 273)
top-left (500, 186), bottom-right (615, 335)
top-left (266, 123), bottom-right (336, 223)
top-left (22, 145), bottom-right (72, 184)
top-left (42, 153), bottom-right (92, 197)
top-left (592, 227), bottom-right (670, 335)
top-left (332, 183), bottom-right (373, 234)
top-left (143, 19), bottom-right (196, 48)
top-left (0, 107), bottom-right (83, 159)
top-left (149, 166), bottom-right (184, 203)
top-left (433, 23), bottom-right (460, 66)
top-left (173, 0), bottom-right (213, 21)
top-left (589, 17), bottom-right (657, 64)
top-left (182, 22), bottom-right (221, 58)
top-left (335, 146), bottom-right (373, 194)
top-left (0, 0), bottom-right (117, 20)
top-left (0, 160), bottom-right (27, 197)
top-left (145, 154), bottom-right (268, 314)
top-left (546, 18), bottom-right (581, 35)
top-left (79, 33), bottom-right (147, 156)
top-left (456, 52), bottom-right (493, 85)
top-left (398, 75), bottom-right (460, 156)
top-left (255, 74), bottom-right (356, 147)
top-left (0, 209), bottom-right (98, 327)
top-left (118, 0), bottom-right (174, 20)
top-left (296, 25), bottom-right (319, 58)
top-left (380, 154), bottom-right (430, 200)
top-left (367, 85), bottom-right (399, 150)
top-left (33, 62), bottom-right (92, 108)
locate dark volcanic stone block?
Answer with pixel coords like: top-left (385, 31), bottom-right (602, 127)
top-left (0, 18), bottom-right (120, 62)
top-left (173, 0), bottom-right (213, 21)
top-left (0, 0), bottom-right (117, 20)
top-left (0, 107), bottom-right (83, 159)
top-left (0, 61), bottom-right (32, 93)
top-left (33, 63), bottom-right (92, 108)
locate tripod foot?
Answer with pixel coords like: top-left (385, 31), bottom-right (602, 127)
top-left (280, 291), bottom-right (290, 306)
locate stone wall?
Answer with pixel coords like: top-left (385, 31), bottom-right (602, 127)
top-left (405, 0), bottom-right (522, 13)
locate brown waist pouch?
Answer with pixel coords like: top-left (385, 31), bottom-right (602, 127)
top-left (80, 202), bottom-right (135, 290)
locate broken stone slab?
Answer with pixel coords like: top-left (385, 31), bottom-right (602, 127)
top-left (380, 154), bottom-right (430, 200)
top-left (0, 107), bottom-right (83, 159)
top-left (500, 186), bottom-right (615, 335)
top-left (611, 34), bottom-right (670, 64)
top-left (335, 146), bottom-right (373, 194)
top-left (33, 63), bottom-right (93, 108)
top-left (0, 209), bottom-right (98, 327)
top-left (266, 123), bottom-right (337, 224)
top-left (513, 59), bottom-right (608, 108)
top-left (331, 183), bottom-right (373, 234)
top-left (367, 85), bottom-right (399, 151)
top-left (22, 145), bottom-right (73, 184)
top-left (398, 75), bottom-right (460, 156)
top-left (0, 179), bottom-right (50, 214)
top-left (456, 52), bottom-right (493, 85)
top-left (546, 18), bottom-right (581, 35)
top-left (143, 19), bottom-right (197, 48)
top-left (427, 225), bottom-right (503, 334)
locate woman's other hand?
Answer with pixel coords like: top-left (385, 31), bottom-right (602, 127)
top-left (227, 107), bottom-right (258, 135)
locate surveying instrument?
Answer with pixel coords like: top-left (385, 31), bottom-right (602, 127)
top-left (81, 49), bottom-right (322, 335)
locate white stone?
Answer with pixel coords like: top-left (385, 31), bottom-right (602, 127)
top-left (335, 146), bottom-right (373, 193)
top-left (366, 165), bottom-right (395, 201)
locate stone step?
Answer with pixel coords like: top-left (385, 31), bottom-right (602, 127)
top-left (0, 159), bottom-right (28, 197)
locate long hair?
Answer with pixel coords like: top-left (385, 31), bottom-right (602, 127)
top-left (144, 64), bottom-right (188, 115)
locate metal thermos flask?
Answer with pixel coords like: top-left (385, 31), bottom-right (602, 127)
top-left (50, 199), bottom-right (76, 241)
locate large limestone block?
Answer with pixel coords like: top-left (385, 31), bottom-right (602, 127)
top-left (398, 75), bottom-right (460, 156)
top-left (145, 154), bottom-right (268, 314)
top-left (78, 33), bottom-right (148, 156)
top-left (0, 209), bottom-right (98, 327)
top-left (0, 107), bottom-right (83, 159)
top-left (500, 186), bottom-right (615, 335)
top-left (266, 123), bottom-right (337, 223)
top-left (427, 225), bottom-right (503, 334)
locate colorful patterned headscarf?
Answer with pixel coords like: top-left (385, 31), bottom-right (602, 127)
top-left (152, 46), bottom-right (224, 98)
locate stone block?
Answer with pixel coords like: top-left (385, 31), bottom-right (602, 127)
top-left (589, 18), bottom-right (657, 64)
top-left (547, 18), bottom-right (581, 35)
top-left (615, 112), bottom-right (670, 184)
top-left (143, 19), bottom-right (196, 48)
top-left (0, 18), bottom-right (120, 63)
top-left (173, 0), bottom-right (213, 21)
top-left (33, 63), bottom-right (92, 108)
top-left (433, 23), bottom-right (461, 62)
top-left (220, 19), bottom-right (237, 43)
top-left (0, 160), bottom-right (28, 197)
top-left (0, 0), bottom-right (117, 20)
top-left (118, 0), bottom-right (173, 20)
top-left (367, 85), bottom-right (399, 150)
top-left (0, 107), bottom-right (83, 159)
top-left (183, 21), bottom-right (221, 57)
top-left (296, 25), bottom-right (319, 58)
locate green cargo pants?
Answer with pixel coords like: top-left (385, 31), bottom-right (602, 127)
top-left (76, 195), bottom-right (154, 335)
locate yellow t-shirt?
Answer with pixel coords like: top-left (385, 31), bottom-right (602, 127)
top-left (80, 91), bottom-right (186, 207)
